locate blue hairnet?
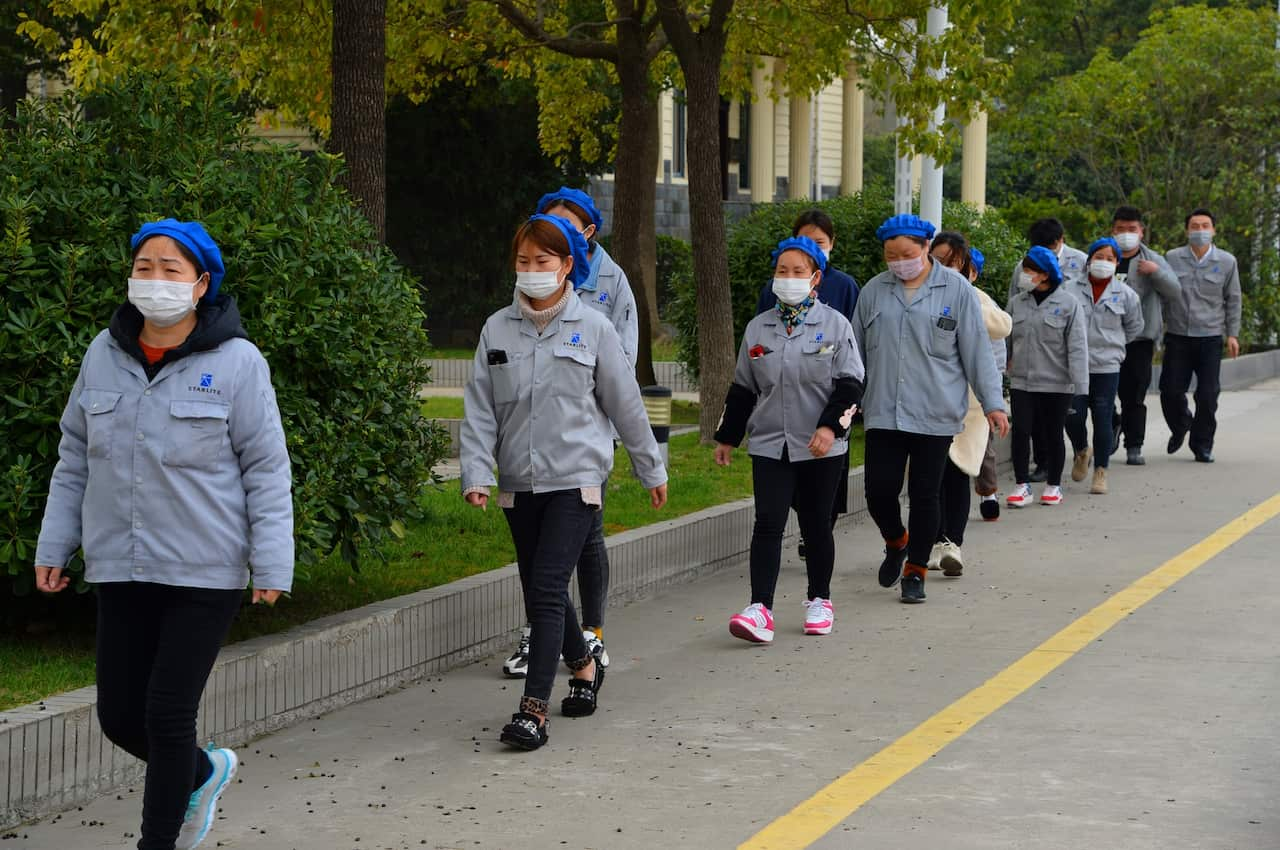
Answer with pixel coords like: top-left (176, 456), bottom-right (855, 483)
top-left (1086, 237), bottom-right (1122, 263)
top-left (528, 213), bottom-right (592, 289)
top-left (875, 213), bottom-right (936, 243)
top-left (535, 186), bottom-right (604, 232)
top-left (130, 218), bottom-right (226, 302)
top-left (770, 235), bottom-right (827, 273)
top-left (969, 247), bottom-right (985, 276)
top-left (1024, 245), bottom-right (1063, 285)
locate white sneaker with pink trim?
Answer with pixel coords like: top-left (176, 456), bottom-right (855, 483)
top-left (803, 598), bottom-right (834, 635)
top-left (1006, 483), bottom-right (1033, 508)
top-left (729, 603), bottom-right (774, 644)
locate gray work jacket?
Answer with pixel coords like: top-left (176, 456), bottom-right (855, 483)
top-left (1114, 244), bottom-right (1181, 342)
top-left (35, 331), bottom-right (294, 591)
top-left (732, 300), bottom-right (865, 461)
top-left (856, 262), bottom-right (1006, 437)
top-left (1163, 245), bottom-right (1242, 339)
top-left (1007, 243), bottom-right (1089, 307)
top-left (1063, 278), bottom-right (1145, 374)
top-left (580, 247), bottom-right (639, 369)
top-left (460, 292), bottom-right (666, 494)
top-left (1007, 286), bottom-right (1090, 394)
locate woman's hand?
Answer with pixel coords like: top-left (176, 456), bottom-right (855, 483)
top-left (252, 589), bottom-right (284, 606)
top-left (987, 410), bottom-right (1011, 438)
top-left (465, 491), bottom-right (489, 510)
top-left (714, 443), bottom-right (734, 466)
top-left (649, 484), bottom-right (668, 509)
top-left (34, 566), bottom-right (69, 594)
top-left (808, 427), bottom-right (836, 458)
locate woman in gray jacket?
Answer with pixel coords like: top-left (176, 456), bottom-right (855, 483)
top-left (461, 214), bottom-right (667, 751)
top-left (33, 219), bottom-right (293, 850)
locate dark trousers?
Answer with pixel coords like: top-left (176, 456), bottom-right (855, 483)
top-left (1117, 339), bottom-right (1155, 449)
top-left (504, 491), bottom-right (594, 705)
top-left (1066, 372), bottom-right (1121, 470)
top-left (95, 582), bottom-right (242, 850)
top-left (576, 487), bottom-right (609, 630)
top-left (975, 434), bottom-right (999, 497)
top-left (1160, 334), bottom-right (1223, 455)
top-left (937, 459), bottom-right (971, 547)
top-left (864, 429), bottom-right (954, 568)
top-left (749, 449), bottom-right (845, 609)
top-left (1011, 390), bottom-right (1073, 486)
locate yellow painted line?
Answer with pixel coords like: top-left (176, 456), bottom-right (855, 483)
top-left (740, 492), bottom-right (1280, 850)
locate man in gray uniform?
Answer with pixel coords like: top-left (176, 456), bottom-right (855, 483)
top-left (1161, 208), bottom-right (1242, 463)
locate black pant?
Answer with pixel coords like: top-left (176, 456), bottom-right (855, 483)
top-left (96, 582), bottom-right (242, 850)
top-left (937, 458), bottom-right (970, 547)
top-left (1011, 390), bottom-right (1073, 486)
top-left (864, 429), bottom-right (954, 568)
top-left (1160, 334), bottom-right (1223, 455)
top-left (576, 487), bottom-right (609, 630)
top-left (749, 449), bottom-right (845, 609)
top-left (1117, 338), bottom-right (1155, 449)
top-left (1066, 372), bottom-right (1121, 469)
top-left (504, 491), bottom-right (594, 706)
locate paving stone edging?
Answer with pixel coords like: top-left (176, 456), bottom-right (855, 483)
top-left (1, 465), bottom-right (868, 828)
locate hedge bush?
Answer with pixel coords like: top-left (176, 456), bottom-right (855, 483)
top-left (670, 185), bottom-right (1024, 383)
top-left (0, 73), bottom-right (448, 620)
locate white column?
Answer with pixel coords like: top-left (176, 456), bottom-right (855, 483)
top-left (892, 20), bottom-right (917, 215)
top-left (918, 4), bottom-right (948, 231)
top-left (788, 94), bottom-right (812, 200)
top-left (749, 58), bottom-right (776, 203)
top-left (961, 109), bottom-right (988, 211)
top-left (840, 64), bottom-right (864, 195)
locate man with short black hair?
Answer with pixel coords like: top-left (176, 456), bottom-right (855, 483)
top-left (1109, 206), bottom-right (1180, 465)
top-left (1161, 208), bottom-right (1241, 463)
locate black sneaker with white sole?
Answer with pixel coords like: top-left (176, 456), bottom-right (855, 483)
top-left (502, 627), bottom-right (531, 678)
top-left (979, 498), bottom-right (1000, 521)
top-left (900, 574), bottom-right (926, 603)
top-left (583, 631), bottom-right (610, 669)
top-left (878, 544), bottom-right (908, 588)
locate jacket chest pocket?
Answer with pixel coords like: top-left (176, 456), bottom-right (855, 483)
top-left (163, 400), bottom-right (230, 470)
top-left (489, 360), bottom-right (522, 406)
top-left (1098, 299), bottom-right (1125, 328)
top-left (551, 346), bottom-right (597, 395)
top-left (78, 389), bottom-right (122, 460)
top-left (1196, 271), bottom-right (1225, 298)
top-left (1043, 313), bottom-right (1068, 332)
top-left (860, 309), bottom-right (882, 354)
top-left (748, 349), bottom-right (780, 390)
top-left (928, 320), bottom-right (957, 360)
top-left (801, 342), bottom-right (835, 383)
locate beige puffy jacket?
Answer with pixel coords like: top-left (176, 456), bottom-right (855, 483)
top-left (949, 287), bottom-right (1012, 476)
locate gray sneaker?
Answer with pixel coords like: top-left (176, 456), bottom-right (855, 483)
top-left (175, 746), bottom-right (237, 850)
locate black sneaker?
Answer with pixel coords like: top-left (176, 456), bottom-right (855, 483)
top-left (561, 661), bottom-right (605, 718)
top-left (502, 627), bottom-right (531, 678)
top-left (500, 712), bottom-right (548, 750)
top-left (1126, 448), bottom-right (1146, 466)
top-left (979, 499), bottom-right (1000, 522)
top-left (1028, 466), bottom-right (1048, 483)
top-left (1167, 431), bottom-right (1187, 455)
top-left (878, 544), bottom-right (908, 588)
top-left (900, 574), bottom-right (926, 604)
top-left (1193, 451), bottom-right (1215, 464)
top-left (1111, 421), bottom-right (1123, 457)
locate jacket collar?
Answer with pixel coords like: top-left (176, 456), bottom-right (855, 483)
top-left (504, 288), bottom-right (586, 337)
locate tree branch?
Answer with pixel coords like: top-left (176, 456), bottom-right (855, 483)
top-left (487, 0), bottom-right (620, 63)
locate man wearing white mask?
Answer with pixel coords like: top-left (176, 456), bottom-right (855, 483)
top-left (1109, 206), bottom-right (1180, 466)
top-left (1161, 208), bottom-right (1242, 463)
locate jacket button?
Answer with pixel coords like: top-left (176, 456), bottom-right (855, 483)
top-left (134, 521), bottom-right (143, 529)
top-left (144, 389), bottom-right (152, 396)
top-left (136, 432), bottom-right (144, 441)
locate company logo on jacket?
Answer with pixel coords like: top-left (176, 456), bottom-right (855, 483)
top-left (189, 372), bottom-right (222, 395)
top-left (563, 332), bottom-right (589, 351)
top-left (597, 292), bottom-right (609, 304)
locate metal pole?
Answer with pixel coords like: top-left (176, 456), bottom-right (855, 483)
top-left (892, 20), bottom-right (917, 215)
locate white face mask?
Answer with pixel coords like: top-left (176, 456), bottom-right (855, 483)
top-left (1113, 231), bottom-right (1140, 252)
top-left (772, 275), bottom-right (815, 306)
top-left (515, 270), bottom-right (564, 300)
top-left (1016, 271), bottom-right (1039, 293)
top-left (128, 278), bottom-right (198, 327)
top-left (1088, 260), bottom-right (1117, 280)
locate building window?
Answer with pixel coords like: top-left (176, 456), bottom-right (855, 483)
top-left (673, 90), bottom-right (687, 178)
top-left (737, 100), bottom-right (750, 191)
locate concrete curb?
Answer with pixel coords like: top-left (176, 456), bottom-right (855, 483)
top-left (426, 358), bottom-right (697, 393)
top-left (2, 463), bottom-right (866, 828)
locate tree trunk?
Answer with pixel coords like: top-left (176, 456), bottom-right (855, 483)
top-left (0, 69), bottom-right (29, 125)
top-left (330, 0), bottom-right (387, 241)
top-left (611, 45), bottom-right (661, 387)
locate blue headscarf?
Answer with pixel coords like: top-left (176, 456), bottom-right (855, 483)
top-left (1086, 237), bottom-right (1122, 264)
top-left (527, 213), bottom-right (592, 289)
top-left (875, 213), bottom-right (936, 243)
top-left (535, 186), bottom-right (604, 232)
top-left (1024, 245), bottom-right (1063, 285)
top-left (770, 235), bottom-right (827, 273)
top-left (130, 219), bottom-right (226, 302)
top-left (969, 247), bottom-right (985, 277)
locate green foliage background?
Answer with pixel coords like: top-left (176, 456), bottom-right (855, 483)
top-left (0, 73), bottom-right (448, 619)
top-left (669, 186), bottom-right (1023, 383)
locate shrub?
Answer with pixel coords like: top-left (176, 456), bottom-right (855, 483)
top-left (655, 234), bottom-right (693, 321)
top-left (0, 73), bottom-right (448, 621)
top-left (670, 185), bottom-right (1024, 383)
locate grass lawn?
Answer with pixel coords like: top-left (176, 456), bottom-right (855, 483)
top-left (421, 396), bottom-right (701, 425)
top-left (1, 429), bottom-right (863, 710)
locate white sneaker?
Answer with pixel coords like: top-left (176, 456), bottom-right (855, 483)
top-left (802, 598), bottom-right (834, 635)
top-left (927, 543), bottom-right (943, 570)
top-left (502, 626), bottom-right (531, 677)
top-left (728, 603), bottom-right (774, 643)
top-left (1006, 483), bottom-right (1033, 508)
top-left (937, 540), bottom-right (964, 577)
top-left (1040, 485), bottom-right (1063, 506)
top-left (582, 630), bottom-right (610, 668)
top-left (175, 746), bottom-right (237, 850)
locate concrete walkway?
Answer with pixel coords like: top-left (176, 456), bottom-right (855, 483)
top-left (17, 381), bottom-right (1280, 850)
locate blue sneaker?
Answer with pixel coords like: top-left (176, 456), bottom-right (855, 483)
top-left (175, 746), bottom-right (237, 849)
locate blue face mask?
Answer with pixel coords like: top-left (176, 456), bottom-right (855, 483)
top-left (1188, 230), bottom-right (1213, 247)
